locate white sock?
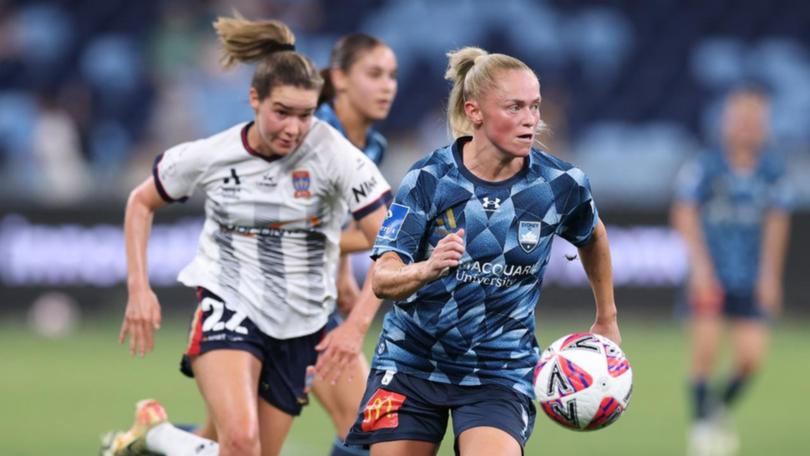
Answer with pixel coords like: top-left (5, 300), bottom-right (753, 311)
top-left (145, 422), bottom-right (219, 456)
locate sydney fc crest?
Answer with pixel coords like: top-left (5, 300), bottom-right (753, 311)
top-left (518, 221), bottom-right (542, 253)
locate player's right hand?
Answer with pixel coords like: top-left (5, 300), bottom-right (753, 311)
top-left (313, 318), bottom-right (365, 385)
top-left (756, 274), bottom-right (783, 317)
top-left (119, 288), bottom-right (162, 357)
top-left (422, 228), bottom-right (465, 282)
top-left (591, 317), bottom-right (622, 346)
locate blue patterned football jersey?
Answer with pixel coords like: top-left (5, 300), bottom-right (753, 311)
top-left (315, 103), bottom-right (387, 165)
top-left (675, 150), bottom-right (792, 294)
top-left (371, 137), bottom-right (599, 398)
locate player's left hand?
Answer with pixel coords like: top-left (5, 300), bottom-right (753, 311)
top-left (314, 318), bottom-right (365, 385)
top-left (591, 317), bottom-right (621, 346)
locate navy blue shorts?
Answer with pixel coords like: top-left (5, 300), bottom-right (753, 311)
top-left (180, 288), bottom-right (322, 416)
top-left (723, 293), bottom-right (768, 319)
top-left (675, 288), bottom-right (768, 320)
top-left (345, 369), bottom-right (536, 455)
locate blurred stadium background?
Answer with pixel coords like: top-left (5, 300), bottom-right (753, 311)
top-left (1, 0), bottom-right (808, 454)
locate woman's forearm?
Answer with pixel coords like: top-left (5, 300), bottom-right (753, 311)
top-left (125, 193), bottom-right (155, 292)
top-left (345, 266), bottom-right (382, 332)
top-left (371, 253), bottom-right (428, 301)
top-left (125, 179), bottom-right (165, 292)
top-left (577, 220), bottom-right (617, 321)
top-left (671, 202), bottom-right (716, 279)
top-left (759, 210), bottom-right (790, 283)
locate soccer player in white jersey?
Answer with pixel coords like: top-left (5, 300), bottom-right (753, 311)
top-left (182, 32), bottom-right (398, 456)
top-left (105, 15), bottom-right (391, 456)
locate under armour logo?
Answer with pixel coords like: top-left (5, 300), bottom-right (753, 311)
top-left (482, 197), bottom-right (501, 211)
top-left (223, 168), bottom-right (241, 185)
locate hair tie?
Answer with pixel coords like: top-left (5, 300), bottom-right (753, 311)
top-left (263, 42), bottom-right (295, 54)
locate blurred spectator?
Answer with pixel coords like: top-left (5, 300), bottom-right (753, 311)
top-left (31, 91), bottom-right (88, 204)
top-left (1, 0), bottom-right (810, 207)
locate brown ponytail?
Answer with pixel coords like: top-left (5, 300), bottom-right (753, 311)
top-left (213, 15), bottom-right (322, 100)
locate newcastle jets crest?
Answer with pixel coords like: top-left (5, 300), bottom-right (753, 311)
top-left (518, 221), bottom-right (542, 253)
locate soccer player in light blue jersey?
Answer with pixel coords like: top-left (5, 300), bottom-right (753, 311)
top-left (672, 87), bottom-right (792, 456)
top-left (311, 33), bottom-right (397, 456)
top-left (345, 47), bottom-right (621, 456)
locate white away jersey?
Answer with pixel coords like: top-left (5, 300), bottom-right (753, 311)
top-left (153, 119), bottom-right (391, 339)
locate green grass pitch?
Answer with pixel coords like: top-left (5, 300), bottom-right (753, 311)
top-left (1, 317), bottom-right (807, 455)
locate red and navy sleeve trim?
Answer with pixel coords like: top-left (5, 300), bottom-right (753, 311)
top-left (152, 153), bottom-right (188, 203)
top-left (352, 190), bottom-right (393, 220)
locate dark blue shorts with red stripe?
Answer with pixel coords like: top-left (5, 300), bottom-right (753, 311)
top-left (180, 287), bottom-right (322, 416)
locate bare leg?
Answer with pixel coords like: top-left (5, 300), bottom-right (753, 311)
top-left (370, 440), bottom-right (439, 456)
top-left (192, 350), bottom-right (262, 456)
top-left (257, 399), bottom-right (295, 456)
top-left (456, 427), bottom-right (521, 456)
top-left (686, 312), bottom-right (724, 456)
top-left (313, 353), bottom-right (370, 439)
top-left (194, 415), bottom-right (217, 441)
top-left (724, 318), bottom-right (769, 406)
top-left (690, 315), bottom-right (723, 382)
top-left (730, 319), bottom-right (768, 378)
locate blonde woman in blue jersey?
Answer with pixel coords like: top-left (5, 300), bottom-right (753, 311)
top-left (672, 87), bottom-right (792, 456)
top-left (345, 47), bottom-right (621, 456)
top-left (106, 16), bottom-right (391, 456)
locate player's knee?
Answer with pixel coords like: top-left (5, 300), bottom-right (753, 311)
top-left (692, 351), bottom-right (716, 373)
top-left (218, 426), bottom-right (260, 455)
top-left (737, 356), bottom-right (761, 376)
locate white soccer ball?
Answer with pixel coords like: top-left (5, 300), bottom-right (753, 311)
top-left (534, 332), bottom-right (632, 431)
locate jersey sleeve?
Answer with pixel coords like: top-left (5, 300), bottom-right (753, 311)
top-left (371, 167), bottom-right (431, 264)
top-left (334, 145), bottom-right (392, 220)
top-left (557, 167), bottom-right (599, 247)
top-left (152, 141), bottom-right (207, 203)
top-left (673, 157), bottom-right (706, 204)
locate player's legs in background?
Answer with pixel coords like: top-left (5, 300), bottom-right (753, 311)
top-left (257, 400), bottom-right (295, 456)
top-left (320, 254), bottom-right (372, 456)
top-left (313, 353), bottom-right (371, 455)
top-left (706, 318), bottom-right (769, 455)
top-left (370, 440), bottom-right (439, 456)
top-left (192, 350), bottom-right (263, 456)
top-left (336, 254), bottom-right (362, 314)
top-left (687, 312), bottom-right (723, 456)
top-left (726, 318), bottom-right (768, 408)
top-left (689, 314), bottom-right (723, 419)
